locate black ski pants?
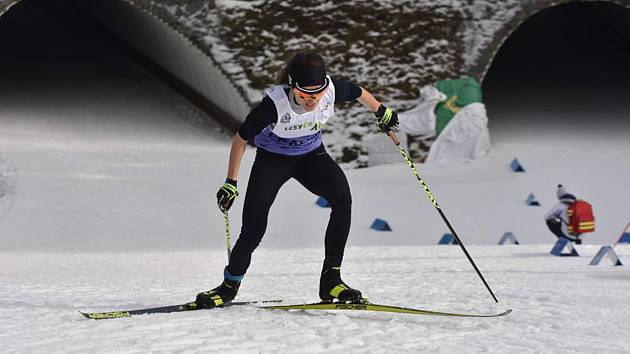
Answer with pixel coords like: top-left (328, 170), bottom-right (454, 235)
top-left (546, 219), bottom-right (581, 244)
top-left (226, 145), bottom-right (352, 276)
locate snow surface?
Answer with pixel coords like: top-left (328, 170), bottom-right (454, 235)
top-left (2, 3), bottom-right (630, 353)
top-left (3, 246), bottom-right (630, 353)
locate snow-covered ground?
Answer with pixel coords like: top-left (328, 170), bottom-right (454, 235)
top-left (1, 2), bottom-right (630, 353)
top-left (2, 246), bottom-right (630, 353)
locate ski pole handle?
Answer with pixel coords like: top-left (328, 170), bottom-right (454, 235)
top-left (386, 130), bottom-right (400, 146)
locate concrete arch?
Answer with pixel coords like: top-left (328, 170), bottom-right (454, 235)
top-left (0, 0), bottom-right (19, 17)
top-left (470, 0), bottom-right (630, 82)
top-left (0, 0), bottom-right (250, 130)
top-left (480, 0), bottom-right (630, 142)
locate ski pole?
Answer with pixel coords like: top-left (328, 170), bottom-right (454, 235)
top-left (384, 130), bottom-right (499, 303)
top-left (223, 212), bottom-right (232, 261)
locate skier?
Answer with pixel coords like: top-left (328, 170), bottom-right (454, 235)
top-left (544, 184), bottom-right (581, 244)
top-left (195, 52), bottom-right (399, 308)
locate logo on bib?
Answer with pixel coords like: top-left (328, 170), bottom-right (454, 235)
top-left (284, 121), bottom-right (325, 131)
top-left (280, 113), bottom-right (291, 123)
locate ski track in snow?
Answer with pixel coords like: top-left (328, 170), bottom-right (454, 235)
top-left (1, 246), bottom-right (630, 353)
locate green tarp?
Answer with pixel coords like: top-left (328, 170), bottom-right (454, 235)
top-left (435, 77), bottom-right (483, 135)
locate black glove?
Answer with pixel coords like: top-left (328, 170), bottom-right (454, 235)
top-left (216, 179), bottom-right (239, 213)
top-left (375, 104), bottom-right (399, 132)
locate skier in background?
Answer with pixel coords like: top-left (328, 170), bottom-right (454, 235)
top-left (195, 51), bottom-right (399, 308)
top-left (544, 184), bottom-right (581, 244)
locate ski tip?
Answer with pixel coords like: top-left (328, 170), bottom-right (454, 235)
top-left (79, 310), bottom-right (131, 320)
top-left (80, 311), bottom-right (104, 320)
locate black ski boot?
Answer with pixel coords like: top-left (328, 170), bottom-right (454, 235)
top-left (195, 278), bottom-right (240, 309)
top-left (319, 261), bottom-right (363, 303)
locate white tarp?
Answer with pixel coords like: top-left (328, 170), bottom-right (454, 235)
top-left (425, 102), bottom-right (490, 163)
top-left (397, 86), bottom-right (490, 164)
top-left (397, 86), bottom-right (445, 136)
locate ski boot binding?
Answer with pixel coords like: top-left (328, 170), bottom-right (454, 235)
top-left (195, 278), bottom-right (240, 309)
top-left (319, 262), bottom-right (364, 304)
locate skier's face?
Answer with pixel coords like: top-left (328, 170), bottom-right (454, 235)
top-left (293, 87), bottom-right (326, 111)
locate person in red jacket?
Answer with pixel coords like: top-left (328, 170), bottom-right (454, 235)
top-left (544, 184), bottom-right (581, 244)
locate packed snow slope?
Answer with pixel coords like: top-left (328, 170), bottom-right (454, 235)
top-left (2, 246), bottom-right (630, 353)
top-left (1, 2), bottom-right (630, 353)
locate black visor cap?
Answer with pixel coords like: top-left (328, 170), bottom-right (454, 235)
top-left (288, 53), bottom-right (328, 93)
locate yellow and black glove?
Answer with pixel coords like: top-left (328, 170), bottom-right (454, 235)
top-left (216, 179), bottom-right (239, 213)
top-left (375, 104), bottom-right (399, 133)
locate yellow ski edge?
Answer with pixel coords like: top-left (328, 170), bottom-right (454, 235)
top-left (261, 302), bottom-right (512, 318)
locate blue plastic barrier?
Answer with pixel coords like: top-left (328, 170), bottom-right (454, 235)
top-left (614, 222), bottom-right (630, 244)
top-left (438, 233), bottom-right (458, 245)
top-left (316, 196), bottom-right (330, 208)
top-left (498, 232), bottom-right (520, 245)
top-left (370, 218), bottom-right (392, 231)
top-left (510, 158), bottom-right (525, 172)
top-left (526, 193), bottom-right (540, 206)
top-left (617, 232), bottom-right (630, 244)
top-left (589, 245), bottom-right (623, 266)
top-left (550, 238), bottom-right (579, 256)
